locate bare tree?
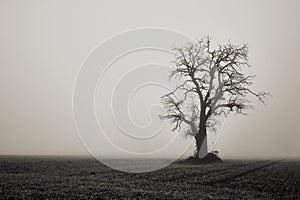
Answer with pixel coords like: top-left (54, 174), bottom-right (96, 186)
top-left (161, 36), bottom-right (268, 158)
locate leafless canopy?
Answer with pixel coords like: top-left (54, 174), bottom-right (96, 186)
top-left (161, 36), bottom-right (268, 137)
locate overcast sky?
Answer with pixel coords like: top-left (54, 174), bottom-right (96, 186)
top-left (0, 0), bottom-right (299, 159)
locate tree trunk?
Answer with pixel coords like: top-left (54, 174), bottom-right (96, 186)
top-left (195, 128), bottom-right (208, 159)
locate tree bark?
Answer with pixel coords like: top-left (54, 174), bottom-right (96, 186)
top-left (195, 128), bottom-right (208, 158)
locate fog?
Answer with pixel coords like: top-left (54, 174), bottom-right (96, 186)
top-left (0, 0), bottom-right (299, 159)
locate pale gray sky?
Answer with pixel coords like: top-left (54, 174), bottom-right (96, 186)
top-left (0, 0), bottom-right (299, 158)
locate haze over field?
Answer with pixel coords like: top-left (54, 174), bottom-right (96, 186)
top-left (0, 0), bottom-right (299, 159)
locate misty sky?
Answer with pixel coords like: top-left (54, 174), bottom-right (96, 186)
top-left (0, 0), bottom-right (299, 159)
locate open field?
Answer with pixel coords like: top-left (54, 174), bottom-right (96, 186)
top-left (0, 156), bottom-right (299, 199)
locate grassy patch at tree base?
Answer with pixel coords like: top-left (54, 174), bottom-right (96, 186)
top-left (179, 152), bottom-right (222, 164)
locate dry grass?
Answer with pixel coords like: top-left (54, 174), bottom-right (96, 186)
top-left (0, 156), bottom-right (299, 199)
